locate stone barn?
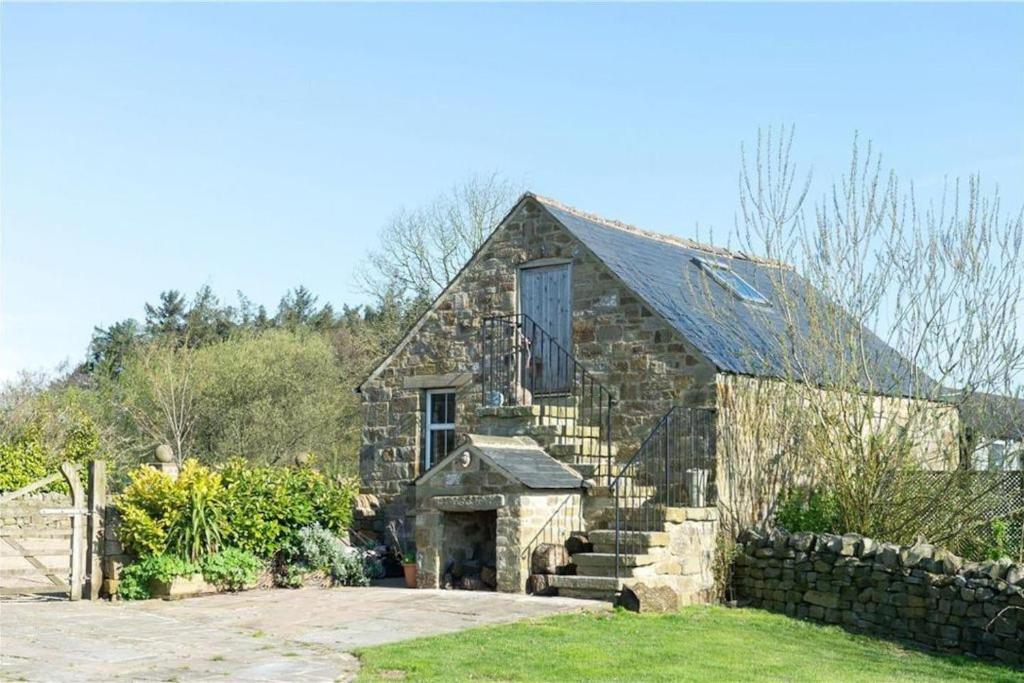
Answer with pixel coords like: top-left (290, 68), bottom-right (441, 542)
top-left (355, 193), bottom-right (960, 602)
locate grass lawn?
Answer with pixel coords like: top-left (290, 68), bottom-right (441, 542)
top-left (355, 606), bottom-right (1024, 682)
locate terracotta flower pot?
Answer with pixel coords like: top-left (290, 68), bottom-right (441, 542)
top-left (402, 562), bottom-right (418, 588)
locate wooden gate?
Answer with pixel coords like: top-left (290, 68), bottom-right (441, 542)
top-left (0, 462), bottom-right (105, 600)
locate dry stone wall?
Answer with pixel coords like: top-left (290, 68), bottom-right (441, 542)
top-left (0, 491), bottom-right (72, 536)
top-left (733, 528), bottom-right (1024, 667)
top-left (359, 197), bottom-right (717, 536)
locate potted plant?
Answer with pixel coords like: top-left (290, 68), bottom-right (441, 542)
top-left (401, 550), bottom-right (417, 588)
top-left (388, 520), bottom-right (417, 588)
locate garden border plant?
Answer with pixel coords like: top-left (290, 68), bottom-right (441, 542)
top-left (113, 457), bottom-right (365, 599)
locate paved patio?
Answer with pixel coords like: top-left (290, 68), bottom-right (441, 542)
top-left (0, 584), bottom-right (608, 681)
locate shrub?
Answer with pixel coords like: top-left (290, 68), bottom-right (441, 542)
top-left (0, 405), bottom-right (101, 493)
top-left (201, 548), bottom-right (263, 590)
top-left (285, 523), bottom-right (370, 587)
top-left (775, 487), bottom-right (841, 534)
top-left (165, 462), bottom-right (225, 561)
top-left (961, 518), bottom-right (1019, 562)
top-left (220, 458), bottom-right (357, 557)
top-left (115, 466), bottom-right (185, 556)
top-left (118, 554), bottom-right (199, 600)
top-left (985, 519), bottom-right (1011, 560)
top-left (0, 431), bottom-right (48, 492)
top-left (114, 458), bottom-right (358, 562)
top-left (117, 504), bottom-right (169, 558)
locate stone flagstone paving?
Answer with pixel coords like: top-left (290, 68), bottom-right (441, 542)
top-left (0, 584), bottom-right (608, 681)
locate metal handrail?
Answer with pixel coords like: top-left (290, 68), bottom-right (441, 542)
top-left (612, 406), bottom-right (717, 579)
top-left (481, 314), bottom-right (617, 486)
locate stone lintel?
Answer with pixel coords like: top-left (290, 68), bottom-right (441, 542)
top-left (430, 494), bottom-right (506, 512)
top-left (402, 373), bottom-right (473, 390)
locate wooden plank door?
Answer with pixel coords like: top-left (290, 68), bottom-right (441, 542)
top-left (519, 263), bottom-right (572, 394)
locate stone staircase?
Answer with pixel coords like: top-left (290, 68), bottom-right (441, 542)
top-left (476, 404), bottom-right (619, 484)
top-left (547, 506), bottom-right (711, 601)
top-left (475, 403), bottom-right (716, 603)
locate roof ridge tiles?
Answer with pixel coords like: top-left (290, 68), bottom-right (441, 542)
top-left (528, 192), bottom-right (792, 270)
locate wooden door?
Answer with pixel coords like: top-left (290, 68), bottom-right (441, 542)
top-left (519, 263), bottom-right (572, 394)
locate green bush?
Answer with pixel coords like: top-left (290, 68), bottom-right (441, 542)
top-left (114, 458), bottom-right (357, 562)
top-left (220, 457), bottom-right (356, 557)
top-left (118, 554), bottom-right (199, 600)
top-left (0, 407), bottom-right (102, 493)
top-left (115, 466), bottom-right (185, 556)
top-left (0, 431), bottom-right (48, 492)
top-left (960, 518), bottom-right (1020, 562)
top-left (285, 523), bottom-right (370, 587)
top-left (775, 487), bottom-right (842, 534)
top-left (165, 462), bottom-right (225, 561)
top-left (201, 548), bottom-right (263, 590)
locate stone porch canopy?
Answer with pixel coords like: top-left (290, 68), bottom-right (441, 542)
top-left (414, 434), bottom-right (585, 592)
top-left (415, 434), bottom-right (585, 492)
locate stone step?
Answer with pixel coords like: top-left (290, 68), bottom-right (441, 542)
top-left (571, 552), bottom-right (662, 569)
top-left (587, 530), bottom-right (669, 549)
top-left (477, 412), bottom-right (580, 427)
top-left (546, 441), bottom-right (619, 458)
top-left (598, 506), bottom-right (692, 525)
top-left (567, 463), bottom-right (627, 482)
top-left (585, 504), bottom-right (660, 524)
top-left (573, 561), bottom-right (675, 578)
top-left (482, 426), bottom-right (602, 444)
top-left (524, 424), bottom-right (602, 439)
top-left (476, 404), bottom-right (579, 420)
top-left (589, 481), bottom-right (657, 499)
top-left (546, 574), bottom-right (623, 600)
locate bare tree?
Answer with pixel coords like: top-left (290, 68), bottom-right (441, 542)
top-left (710, 127), bottom-right (1024, 554)
top-left (360, 173), bottom-right (520, 309)
top-left (113, 340), bottom-right (201, 464)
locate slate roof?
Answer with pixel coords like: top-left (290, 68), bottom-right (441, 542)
top-left (536, 196), bottom-right (934, 399)
top-left (455, 435), bottom-right (583, 489)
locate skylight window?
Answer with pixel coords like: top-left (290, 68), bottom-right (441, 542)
top-left (693, 257), bottom-right (771, 306)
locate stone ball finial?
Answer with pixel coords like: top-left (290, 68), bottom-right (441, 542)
top-left (295, 452), bottom-right (313, 467)
top-left (155, 444), bottom-right (175, 464)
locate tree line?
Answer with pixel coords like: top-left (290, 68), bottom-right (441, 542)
top-left (1, 174), bottom-right (517, 486)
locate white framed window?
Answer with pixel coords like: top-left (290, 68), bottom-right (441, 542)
top-left (423, 389), bottom-right (456, 471)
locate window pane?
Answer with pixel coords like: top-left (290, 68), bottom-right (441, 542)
top-left (429, 391), bottom-right (456, 425)
top-left (430, 393), bottom-right (446, 424)
top-left (445, 393), bottom-right (457, 424)
top-left (429, 430), bottom-right (445, 468)
top-left (428, 428), bottom-right (456, 469)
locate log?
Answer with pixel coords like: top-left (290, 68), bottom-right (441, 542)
top-left (564, 533), bottom-right (592, 556)
top-left (481, 566), bottom-right (497, 588)
top-left (528, 574), bottom-right (557, 596)
top-left (531, 543), bottom-right (571, 575)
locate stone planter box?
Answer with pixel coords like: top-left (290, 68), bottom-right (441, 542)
top-left (149, 573), bottom-right (218, 600)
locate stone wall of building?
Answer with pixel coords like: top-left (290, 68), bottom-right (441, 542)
top-left (662, 507), bottom-right (720, 603)
top-left (733, 528), bottom-right (1024, 667)
top-left (515, 492), bottom-right (585, 592)
top-left (715, 375), bottom-right (962, 534)
top-left (360, 197), bottom-right (718, 535)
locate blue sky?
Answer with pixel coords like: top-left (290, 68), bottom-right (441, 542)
top-left (2, 3), bottom-right (1022, 380)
